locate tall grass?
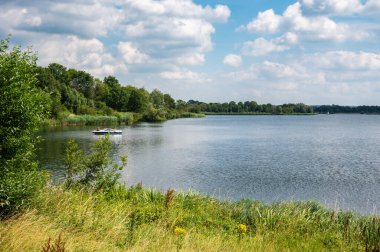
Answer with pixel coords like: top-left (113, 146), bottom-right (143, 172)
top-left (66, 115), bottom-right (118, 125)
top-left (64, 113), bottom-right (134, 126)
top-left (0, 185), bottom-right (378, 251)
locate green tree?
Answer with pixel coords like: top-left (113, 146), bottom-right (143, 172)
top-left (65, 135), bottom-right (127, 191)
top-left (67, 69), bottom-right (95, 100)
top-left (125, 86), bottom-right (150, 113)
top-left (176, 100), bottom-right (187, 111)
top-left (164, 93), bottom-right (175, 110)
top-left (48, 63), bottom-right (68, 84)
top-left (103, 76), bottom-right (129, 111)
top-left (0, 37), bottom-right (49, 217)
top-left (150, 89), bottom-right (165, 108)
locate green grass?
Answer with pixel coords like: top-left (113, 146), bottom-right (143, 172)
top-left (177, 112), bottom-right (205, 118)
top-left (0, 185), bottom-right (379, 251)
top-left (43, 112), bottom-right (202, 126)
top-left (61, 113), bottom-right (135, 126)
top-left (65, 115), bottom-right (118, 125)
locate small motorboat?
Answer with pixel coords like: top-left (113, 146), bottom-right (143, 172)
top-left (92, 128), bottom-right (122, 135)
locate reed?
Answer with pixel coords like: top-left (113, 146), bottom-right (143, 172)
top-left (64, 113), bottom-right (134, 126)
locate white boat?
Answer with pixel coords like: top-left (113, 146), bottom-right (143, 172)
top-left (92, 128), bottom-right (122, 135)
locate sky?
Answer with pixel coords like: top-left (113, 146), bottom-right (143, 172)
top-left (1, 0), bottom-right (380, 105)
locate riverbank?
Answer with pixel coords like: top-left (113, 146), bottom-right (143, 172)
top-left (0, 185), bottom-right (378, 251)
top-left (42, 112), bottom-right (205, 127)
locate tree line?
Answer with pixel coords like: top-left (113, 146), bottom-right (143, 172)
top-left (36, 63), bottom-right (183, 122)
top-left (183, 100), bottom-right (313, 114)
top-left (35, 63), bottom-right (316, 122)
top-left (314, 105), bottom-right (380, 114)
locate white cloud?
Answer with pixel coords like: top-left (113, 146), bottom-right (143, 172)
top-left (36, 35), bottom-right (126, 77)
top-left (223, 54), bottom-right (242, 67)
top-left (222, 65), bottom-right (258, 81)
top-left (241, 2), bottom-right (370, 43)
top-left (160, 70), bottom-right (206, 81)
top-left (305, 51), bottom-right (380, 70)
top-left (242, 38), bottom-right (288, 56)
top-left (362, 0), bottom-right (380, 14)
top-left (177, 53), bottom-right (205, 65)
top-left (242, 9), bottom-right (282, 34)
top-left (0, 7), bottom-right (42, 32)
top-left (203, 4), bottom-right (231, 22)
top-left (277, 32), bottom-right (299, 44)
top-left (300, 0), bottom-right (363, 15)
top-left (262, 61), bottom-right (301, 78)
top-left (0, 0), bottom-right (230, 78)
top-left (118, 42), bottom-right (149, 64)
top-left (125, 0), bottom-right (230, 22)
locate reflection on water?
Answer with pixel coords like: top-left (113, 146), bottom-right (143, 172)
top-left (37, 115), bottom-right (380, 214)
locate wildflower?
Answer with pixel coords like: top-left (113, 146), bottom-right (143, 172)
top-left (174, 227), bottom-right (187, 235)
top-left (238, 224), bottom-right (247, 234)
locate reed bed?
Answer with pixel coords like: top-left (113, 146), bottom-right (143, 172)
top-left (0, 185), bottom-right (378, 251)
top-left (64, 113), bottom-right (134, 126)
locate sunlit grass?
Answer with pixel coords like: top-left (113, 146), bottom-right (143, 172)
top-left (0, 185), bottom-right (379, 251)
top-left (64, 113), bottom-right (134, 126)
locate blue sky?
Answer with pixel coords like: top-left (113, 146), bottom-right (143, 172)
top-left (1, 0), bottom-right (380, 105)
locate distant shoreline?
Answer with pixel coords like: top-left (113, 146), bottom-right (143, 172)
top-left (203, 112), bottom-right (317, 116)
top-left (203, 112), bottom-right (380, 116)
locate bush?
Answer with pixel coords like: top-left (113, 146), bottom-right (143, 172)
top-left (0, 37), bottom-right (49, 217)
top-left (143, 105), bottom-right (168, 122)
top-left (64, 135), bottom-right (127, 192)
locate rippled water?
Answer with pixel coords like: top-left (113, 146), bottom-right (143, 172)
top-left (37, 115), bottom-right (380, 214)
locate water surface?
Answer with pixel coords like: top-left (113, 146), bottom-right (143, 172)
top-left (37, 115), bottom-right (380, 214)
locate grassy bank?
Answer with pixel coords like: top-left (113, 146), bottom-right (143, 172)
top-left (1, 185), bottom-right (379, 251)
top-left (43, 112), bottom-right (140, 127)
top-left (176, 112), bottom-right (206, 118)
top-left (43, 112), bottom-right (204, 127)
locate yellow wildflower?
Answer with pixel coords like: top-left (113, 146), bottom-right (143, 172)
top-left (238, 224), bottom-right (247, 234)
top-left (174, 227), bottom-right (187, 235)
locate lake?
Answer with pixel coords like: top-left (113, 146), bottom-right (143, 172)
top-left (37, 115), bottom-right (380, 215)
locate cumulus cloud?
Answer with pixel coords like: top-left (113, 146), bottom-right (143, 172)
top-left (241, 2), bottom-right (370, 44)
top-left (0, 0), bottom-right (230, 78)
top-left (304, 51), bottom-right (380, 70)
top-left (221, 48), bottom-right (380, 105)
top-left (160, 69), bottom-right (209, 81)
top-left (362, 0), bottom-right (380, 14)
top-left (300, 0), bottom-right (363, 15)
top-left (118, 42), bottom-right (149, 64)
top-left (177, 53), bottom-right (205, 65)
top-left (242, 38), bottom-right (288, 56)
top-left (125, 0), bottom-right (230, 22)
top-left (300, 0), bottom-right (380, 15)
top-left (33, 35), bottom-right (126, 77)
top-left (242, 9), bottom-right (282, 34)
top-left (0, 7), bottom-right (43, 33)
top-left (223, 54), bottom-right (242, 67)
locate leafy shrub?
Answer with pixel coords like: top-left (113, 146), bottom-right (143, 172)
top-left (0, 37), bottom-right (49, 217)
top-left (64, 135), bottom-right (127, 192)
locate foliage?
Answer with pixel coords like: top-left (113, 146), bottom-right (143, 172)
top-left (186, 100), bottom-right (314, 115)
top-left (65, 115), bottom-right (118, 125)
top-left (0, 37), bottom-right (49, 217)
top-left (0, 186), bottom-right (379, 251)
top-left (12, 39), bottom-right (315, 125)
top-left (314, 105), bottom-right (380, 114)
top-left (62, 113), bottom-right (134, 126)
top-left (64, 136), bottom-right (127, 192)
